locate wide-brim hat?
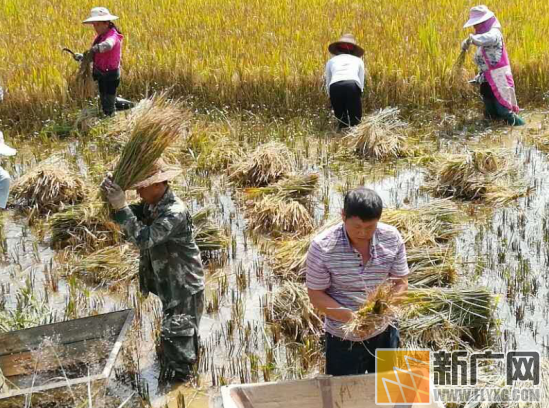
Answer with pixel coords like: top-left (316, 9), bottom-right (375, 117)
top-left (0, 131), bottom-right (17, 157)
top-left (130, 159), bottom-right (182, 190)
top-left (83, 7), bottom-right (119, 24)
top-left (464, 5), bottom-right (495, 28)
top-left (328, 34), bottom-right (365, 57)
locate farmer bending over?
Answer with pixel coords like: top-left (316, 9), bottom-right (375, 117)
top-left (306, 188), bottom-right (409, 376)
top-left (0, 132), bottom-right (16, 210)
top-left (325, 34), bottom-right (365, 131)
top-left (77, 7), bottom-right (124, 116)
top-left (461, 5), bottom-right (525, 126)
top-left (101, 160), bottom-right (204, 382)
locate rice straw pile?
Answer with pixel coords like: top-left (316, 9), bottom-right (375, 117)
top-left (192, 207), bottom-right (230, 254)
top-left (186, 131), bottom-right (243, 173)
top-left (382, 199), bottom-right (461, 248)
top-left (11, 158), bottom-right (88, 219)
top-left (111, 95), bottom-right (191, 193)
top-left (229, 141), bottom-right (296, 187)
top-left (426, 150), bottom-right (527, 204)
top-left (268, 281), bottom-right (323, 341)
top-left (244, 173), bottom-right (319, 201)
top-left (347, 286), bottom-right (496, 350)
top-left (50, 200), bottom-right (121, 253)
top-left (246, 196), bottom-right (314, 237)
top-left (68, 244), bottom-right (139, 286)
top-left (67, 51), bottom-right (95, 100)
top-left (344, 107), bottom-right (410, 160)
top-left (407, 246), bottom-right (458, 287)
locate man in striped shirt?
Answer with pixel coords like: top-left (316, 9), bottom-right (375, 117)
top-left (306, 188), bottom-right (409, 376)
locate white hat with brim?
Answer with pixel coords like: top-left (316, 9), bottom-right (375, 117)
top-left (130, 159), bottom-right (182, 190)
top-left (0, 132), bottom-right (16, 157)
top-left (464, 5), bottom-right (495, 28)
top-left (83, 7), bottom-right (119, 24)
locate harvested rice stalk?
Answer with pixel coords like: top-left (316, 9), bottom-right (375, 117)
top-left (186, 131), bottom-right (243, 172)
top-left (69, 245), bottom-right (139, 286)
top-left (345, 283), bottom-right (397, 335)
top-left (67, 51), bottom-right (95, 100)
top-left (229, 141), bottom-right (296, 187)
top-left (345, 107), bottom-right (410, 160)
top-left (426, 150), bottom-right (527, 203)
top-left (244, 173), bottom-right (319, 201)
top-left (382, 199), bottom-right (462, 247)
top-left (50, 200), bottom-right (121, 253)
top-left (407, 246), bottom-right (458, 287)
top-left (112, 94), bottom-right (191, 192)
top-left (11, 159), bottom-right (88, 219)
top-left (192, 207), bottom-right (230, 253)
top-left (246, 196), bottom-right (314, 236)
top-left (268, 281), bottom-right (323, 341)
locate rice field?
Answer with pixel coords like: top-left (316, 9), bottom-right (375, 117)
top-left (2, 0), bottom-right (549, 127)
top-left (1, 1), bottom-right (549, 407)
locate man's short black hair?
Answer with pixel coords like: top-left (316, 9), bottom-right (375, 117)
top-left (343, 188), bottom-right (383, 221)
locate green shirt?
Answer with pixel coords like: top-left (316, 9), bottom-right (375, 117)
top-left (114, 188), bottom-right (205, 309)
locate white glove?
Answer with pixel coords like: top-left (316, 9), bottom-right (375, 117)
top-left (461, 37), bottom-right (473, 52)
top-left (100, 176), bottom-right (127, 210)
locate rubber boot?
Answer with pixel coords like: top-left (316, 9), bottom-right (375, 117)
top-left (115, 97), bottom-right (135, 111)
top-left (101, 94), bottom-right (117, 117)
top-left (494, 101), bottom-right (525, 126)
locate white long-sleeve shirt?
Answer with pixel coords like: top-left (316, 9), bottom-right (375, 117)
top-left (0, 166), bottom-right (11, 209)
top-left (324, 54), bottom-right (365, 95)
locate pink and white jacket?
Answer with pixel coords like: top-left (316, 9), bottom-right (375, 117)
top-left (92, 28), bottom-right (123, 73)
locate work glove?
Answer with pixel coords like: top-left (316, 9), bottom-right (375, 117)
top-left (461, 36), bottom-right (473, 52)
top-left (73, 53), bottom-right (84, 62)
top-left (100, 175), bottom-right (127, 210)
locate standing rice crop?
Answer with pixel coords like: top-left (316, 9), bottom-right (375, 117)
top-left (229, 142), bottom-right (296, 187)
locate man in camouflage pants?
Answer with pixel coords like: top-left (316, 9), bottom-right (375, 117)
top-left (102, 160), bottom-right (205, 382)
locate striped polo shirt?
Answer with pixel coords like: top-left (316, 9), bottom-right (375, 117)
top-left (306, 221), bottom-right (409, 342)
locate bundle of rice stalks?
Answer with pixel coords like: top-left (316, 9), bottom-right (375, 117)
top-left (246, 196), bottom-right (314, 237)
top-left (229, 141), bottom-right (296, 187)
top-left (50, 200), bottom-right (121, 253)
top-left (244, 173), bottom-right (319, 201)
top-left (68, 244), bottom-right (139, 286)
top-left (348, 286), bottom-right (496, 350)
top-left (268, 281), bottom-right (323, 341)
top-left (271, 237), bottom-right (311, 280)
top-left (185, 131), bottom-right (243, 173)
top-left (426, 150), bottom-right (526, 203)
top-left (111, 94), bottom-right (191, 191)
top-left (400, 287), bottom-right (496, 349)
top-left (407, 246), bottom-right (458, 287)
top-left (192, 207), bottom-right (230, 254)
top-left (11, 159), bottom-right (88, 219)
top-left (345, 107), bottom-right (410, 160)
top-left (382, 199), bottom-right (462, 248)
top-left (67, 51), bottom-right (95, 100)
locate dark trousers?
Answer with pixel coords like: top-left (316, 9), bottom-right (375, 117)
top-left (160, 290), bottom-right (204, 379)
top-left (93, 68), bottom-right (120, 116)
top-left (325, 325), bottom-right (400, 376)
top-left (480, 82), bottom-right (525, 126)
top-left (329, 80), bottom-right (362, 129)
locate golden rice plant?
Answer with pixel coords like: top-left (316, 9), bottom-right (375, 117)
top-left (243, 173), bottom-right (319, 201)
top-left (11, 158), bottom-right (89, 219)
top-left (407, 245), bottom-right (458, 287)
top-left (246, 196), bottom-right (314, 237)
top-left (112, 94), bottom-right (191, 191)
top-left (192, 206), bottom-right (231, 254)
top-left (67, 50), bottom-right (95, 101)
top-left (229, 142), bottom-right (296, 187)
top-left (426, 150), bottom-right (528, 203)
top-left (185, 129), bottom-right (243, 173)
top-left (345, 107), bottom-right (410, 160)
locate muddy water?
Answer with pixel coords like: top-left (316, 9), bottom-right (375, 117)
top-left (1, 113), bottom-right (549, 407)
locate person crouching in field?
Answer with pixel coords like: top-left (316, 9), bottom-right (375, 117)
top-left (306, 188), bottom-right (409, 376)
top-left (325, 34), bottom-right (365, 131)
top-left (461, 5), bottom-right (525, 126)
top-left (77, 7), bottom-right (124, 116)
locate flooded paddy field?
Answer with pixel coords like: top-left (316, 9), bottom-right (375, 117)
top-left (1, 106), bottom-right (548, 407)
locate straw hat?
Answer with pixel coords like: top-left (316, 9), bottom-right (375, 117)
top-left (130, 159), bottom-right (182, 190)
top-left (464, 5), bottom-right (495, 28)
top-left (0, 132), bottom-right (16, 157)
top-left (83, 7), bottom-right (119, 24)
top-left (328, 34), bottom-right (365, 57)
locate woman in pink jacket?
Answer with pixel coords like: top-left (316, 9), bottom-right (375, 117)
top-left (80, 7), bottom-right (124, 116)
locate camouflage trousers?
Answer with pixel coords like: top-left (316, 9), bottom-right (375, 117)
top-left (159, 290), bottom-right (205, 380)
